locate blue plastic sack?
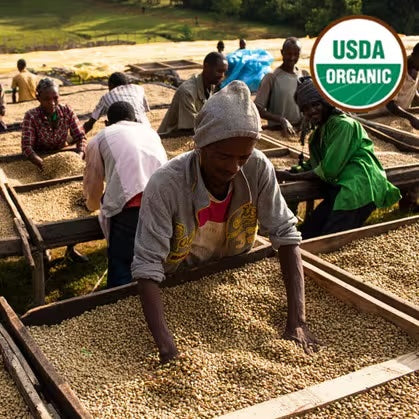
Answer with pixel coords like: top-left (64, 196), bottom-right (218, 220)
top-left (220, 49), bottom-right (274, 92)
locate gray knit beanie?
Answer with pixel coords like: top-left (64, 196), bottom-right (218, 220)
top-left (194, 80), bottom-right (261, 148)
top-left (294, 76), bottom-right (327, 110)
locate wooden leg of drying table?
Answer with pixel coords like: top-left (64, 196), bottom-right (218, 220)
top-left (32, 250), bottom-right (45, 306)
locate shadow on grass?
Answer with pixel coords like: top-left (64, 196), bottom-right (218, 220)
top-left (0, 240), bottom-right (108, 315)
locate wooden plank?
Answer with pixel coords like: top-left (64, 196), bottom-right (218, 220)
top-left (301, 215), bottom-right (419, 254)
top-left (383, 163), bottom-right (419, 182)
top-left (6, 182), bottom-right (46, 305)
top-left (352, 115), bottom-right (419, 147)
top-left (164, 59), bottom-right (202, 68)
top-left (279, 179), bottom-right (325, 203)
top-left (7, 184), bottom-right (44, 246)
top-left (261, 133), bottom-right (309, 158)
top-left (0, 297), bottom-right (92, 418)
top-left (279, 165), bottom-right (419, 203)
top-left (14, 218), bottom-right (35, 268)
top-left (0, 168), bottom-right (22, 222)
top-left (0, 168), bottom-right (28, 258)
top-left (0, 153), bottom-right (24, 163)
top-left (0, 237), bottom-right (22, 257)
top-left (129, 60), bottom-right (202, 74)
top-left (261, 148), bottom-right (290, 158)
top-left (0, 330), bottom-right (52, 419)
top-left (218, 352), bottom-right (419, 419)
top-left (363, 125), bottom-right (419, 152)
top-left (303, 261), bottom-right (419, 339)
top-left (0, 323), bottom-right (39, 389)
top-left (22, 242), bottom-right (274, 326)
top-left (13, 175), bottom-right (83, 193)
top-left (32, 251), bottom-right (46, 306)
top-left (22, 282), bottom-right (138, 326)
top-left (149, 103), bottom-right (170, 110)
top-left (37, 216), bottom-right (103, 248)
top-left (0, 146), bottom-right (78, 163)
top-left (300, 249), bottom-right (419, 320)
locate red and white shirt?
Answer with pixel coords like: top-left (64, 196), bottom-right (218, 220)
top-left (186, 185), bottom-right (233, 265)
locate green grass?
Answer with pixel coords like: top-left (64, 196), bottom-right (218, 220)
top-left (0, 241), bottom-right (108, 315)
top-left (0, 0), bottom-right (302, 52)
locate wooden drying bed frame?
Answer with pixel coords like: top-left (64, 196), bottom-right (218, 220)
top-left (0, 146), bottom-right (78, 164)
top-left (128, 59), bottom-right (202, 75)
top-left (0, 170), bottom-right (25, 258)
top-left (6, 175), bottom-right (102, 305)
top-left (7, 175), bottom-right (102, 250)
top-left (0, 229), bottom-right (417, 418)
top-left (4, 158), bottom-right (418, 305)
top-left (352, 114), bottom-right (419, 153)
top-left (0, 169), bottom-right (34, 266)
top-left (300, 215), bottom-right (419, 323)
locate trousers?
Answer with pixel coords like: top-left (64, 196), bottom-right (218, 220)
top-left (300, 186), bottom-right (375, 240)
top-left (107, 207), bottom-right (140, 288)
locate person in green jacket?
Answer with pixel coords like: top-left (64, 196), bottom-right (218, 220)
top-left (277, 77), bottom-right (401, 239)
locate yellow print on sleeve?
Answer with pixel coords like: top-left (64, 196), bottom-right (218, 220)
top-left (167, 222), bottom-right (195, 264)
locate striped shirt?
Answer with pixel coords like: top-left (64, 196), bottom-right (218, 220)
top-left (91, 84), bottom-right (151, 126)
top-left (21, 104), bottom-right (87, 157)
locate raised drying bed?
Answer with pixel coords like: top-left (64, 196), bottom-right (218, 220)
top-left (0, 169), bottom-right (33, 262)
top-left (263, 126), bottom-right (419, 165)
top-left (1, 152), bottom-right (85, 186)
top-left (8, 176), bottom-right (101, 249)
top-left (6, 176), bottom-right (101, 305)
top-left (0, 240), bottom-right (417, 418)
top-left (301, 215), bottom-right (419, 322)
top-left (353, 115), bottom-right (419, 153)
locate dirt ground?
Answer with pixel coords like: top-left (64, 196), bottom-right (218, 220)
top-left (0, 35), bottom-right (418, 85)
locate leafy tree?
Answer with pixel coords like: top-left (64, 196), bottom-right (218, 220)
top-left (212, 0), bottom-right (242, 16)
top-left (304, 0), bottom-right (362, 36)
top-left (363, 0), bottom-right (417, 34)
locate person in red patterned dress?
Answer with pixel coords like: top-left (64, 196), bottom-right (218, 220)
top-left (21, 78), bottom-right (87, 169)
top-left (21, 78), bottom-right (88, 262)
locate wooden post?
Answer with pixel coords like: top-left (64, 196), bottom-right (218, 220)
top-left (32, 250), bottom-right (45, 306)
top-left (0, 331), bottom-right (52, 418)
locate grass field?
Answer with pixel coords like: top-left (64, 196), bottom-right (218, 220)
top-left (0, 0), bottom-right (302, 52)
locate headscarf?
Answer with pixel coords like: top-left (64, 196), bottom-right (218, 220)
top-left (194, 80), bottom-right (261, 148)
top-left (294, 76), bottom-right (327, 110)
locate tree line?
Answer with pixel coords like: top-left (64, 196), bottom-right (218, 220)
top-left (180, 0), bottom-right (417, 36)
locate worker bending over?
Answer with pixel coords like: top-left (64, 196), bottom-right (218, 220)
top-left (84, 101), bottom-right (167, 288)
top-left (255, 37), bottom-right (308, 135)
top-left (21, 77), bottom-right (88, 262)
top-left (277, 77), bottom-right (401, 239)
top-left (22, 78), bottom-right (86, 168)
top-left (158, 52), bottom-right (227, 137)
top-left (84, 72), bottom-right (150, 134)
top-left (132, 81), bottom-right (319, 363)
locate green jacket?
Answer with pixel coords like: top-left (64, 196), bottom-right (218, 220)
top-left (307, 113), bottom-right (401, 211)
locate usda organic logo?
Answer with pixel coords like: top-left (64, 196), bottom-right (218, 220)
top-left (311, 16), bottom-right (406, 112)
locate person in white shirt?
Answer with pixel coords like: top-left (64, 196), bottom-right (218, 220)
top-left (83, 101), bottom-right (167, 287)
